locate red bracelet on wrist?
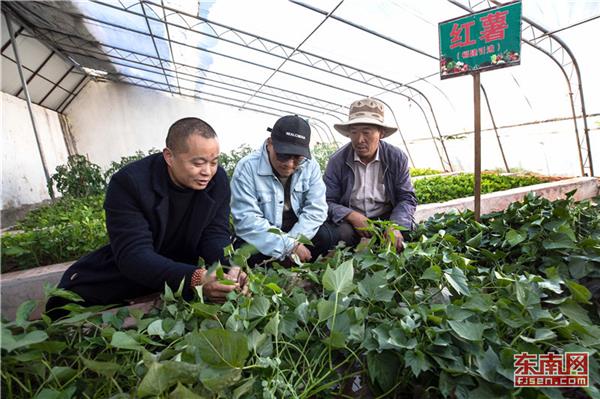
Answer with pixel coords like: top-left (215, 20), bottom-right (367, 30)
top-left (190, 268), bottom-right (206, 287)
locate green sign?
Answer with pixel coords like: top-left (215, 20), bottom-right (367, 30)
top-left (439, 1), bottom-right (521, 79)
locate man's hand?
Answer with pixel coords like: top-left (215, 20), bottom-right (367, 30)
top-left (346, 211), bottom-right (371, 238)
top-left (387, 228), bottom-right (405, 252)
top-left (201, 266), bottom-right (248, 303)
top-left (292, 243), bottom-right (312, 263)
top-left (226, 266), bottom-right (249, 296)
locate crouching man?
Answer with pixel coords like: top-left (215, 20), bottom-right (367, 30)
top-left (324, 98), bottom-right (417, 251)
top-left (230, 115), bottom-right (333, 266)
top-left (47, 117), bottom-right (246, 319)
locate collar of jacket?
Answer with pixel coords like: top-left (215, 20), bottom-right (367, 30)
top-left (343, 141), bottom-right (389, 173)
top-left (257, 139), bottom-right (306, 177)
top-left (150, 153), bottom-right (217, 249)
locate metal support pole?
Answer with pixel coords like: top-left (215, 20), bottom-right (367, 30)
top-left (473, 73), bottom-right (481, 222)
top-left (373, 97), bottom-right (415, 168)
top-left (481, 85), bottom-right (510, 173)
top-left (6, 14), bottom-right (54, 199)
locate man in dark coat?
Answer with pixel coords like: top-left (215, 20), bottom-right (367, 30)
top-left (46, 118), bottom-right (245, 318)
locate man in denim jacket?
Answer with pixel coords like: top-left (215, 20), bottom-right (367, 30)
top-left (231, 115), bottom-right (332, 265)
top-left (324, 98), bottom-right (417, 251)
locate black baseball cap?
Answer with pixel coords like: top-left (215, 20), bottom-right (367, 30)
top-left (267, 115), bottom-right (311, 158)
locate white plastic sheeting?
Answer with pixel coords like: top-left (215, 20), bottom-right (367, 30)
top-left (2, 0), bottom-right (598, 176)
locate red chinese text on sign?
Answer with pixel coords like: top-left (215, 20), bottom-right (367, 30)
top-left (565, 353), bottom-right (588, 374)
top-left (449, 21), bottom-right (476, 49)
top-left (514, 352), bottom-right (589, 387)
top-left (514, 352), bottom-right (538, 375)
top-left (480, 10), bottom-right (509, 42)
top-left (539, 353), bottom-right (563, 375)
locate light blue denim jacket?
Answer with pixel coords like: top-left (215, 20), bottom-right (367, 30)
top-left (230, 141), bottom-right (327, 259)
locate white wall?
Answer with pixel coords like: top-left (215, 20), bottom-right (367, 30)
top-left (1, 92), bottom-right (69, 209)
top-left (63, 80), bottom-right (275, 169)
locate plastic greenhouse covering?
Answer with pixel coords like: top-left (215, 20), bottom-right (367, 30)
top-left (1, 0), bottom-right (598, 176)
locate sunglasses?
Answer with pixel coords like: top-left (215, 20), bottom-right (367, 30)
top-left (275, 152), bottom-right (305, 163)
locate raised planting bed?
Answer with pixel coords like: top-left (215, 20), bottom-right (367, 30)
top-left (1, 177), bottom-right (597, 321)
top-left (0, 173), bottom-right (561, 274)
top-left (1, 192), bottom-right (599, 398)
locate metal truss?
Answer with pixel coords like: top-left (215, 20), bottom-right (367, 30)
top-left (3, 13), bottom-right (347, 143)
top-left (288, 0), bottom-right (454, 171)
top-left (12, 0), bottom-right (443, 168)
top-left (11, 6), bottom-right (342, 142)
top-left (118, 73), bottom-right (338, 144)
top-left (447, 0), bottom-right (594, 176)
top-left (17, 26), bottom-right (350, 135)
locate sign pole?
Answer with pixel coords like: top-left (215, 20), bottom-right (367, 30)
top-left (473, 71), bottom-right (481, 222)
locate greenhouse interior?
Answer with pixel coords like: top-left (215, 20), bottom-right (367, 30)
top-left (1, 0), bottom-right (599, 397)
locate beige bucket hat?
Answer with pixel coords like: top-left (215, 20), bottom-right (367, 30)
top-left (334, 97), bottom-right (397, 138)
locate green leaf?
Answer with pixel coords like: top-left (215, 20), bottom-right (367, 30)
top-left (34, 386), bottom-right (77, 399)
top-left (264, 282), bottom-right (282, 294)
top-left (191, 303), bottom-right (220, 318)
top-left (466, 232), bottom-right (482, 247)
top-left (420, 265), bottom-right (442, 281)
top-left (322, 330), bottom-right (346, 349)
top-left (15, 300), bottom-right (37, 327)
top-left (559, 301), bottom-right (592, 325)
top-left (169, 382), bottom-right (206, 399)
top-left (50, 366), bottom-right (77, 383)
top-left (463, 294), bottom-right (494, 312)
top-left (43, 285), bottom-right (83, 303)
top-left (372, 325), bottom-right (417, 350)
top-left (322, 260), bottom-right (355, 296)
top-left (367, 351), bottom-right (400, 392)
top-left (446, 305), bottom-right (474, 321)
top-left (565, 280), bottom-right (591, 303)
top-left (233, 378), bottom-right (256, 399)
top-left (475, 347), bottom-right (500, 382)
top-left (138, 361), bottom-right (199, 397)
top-left (516, 281), bottom-right (540, 307)
top-left (163, 283), bottom-right (175, 302)
top-left (295, 234), bottom-right (313, 246)
top-left (444, 267), bottom-right (470, 296)
top-left (317, 299), bottom-right (337, 321)
top-left (147, 319), bottom-right (166, 339)
top-left (358, 271), bottom-right (395, 302)
top-left (520, 328), bottom-right (557, 343)
top-left (506, 229), bottom-right (526, 246)
top-left (110, 331), bottom-right (142, 350)
top-left (193, 329), bottom-right (249, 368)
top-left (405, 350), bottom-right (431, 377)
top-left (247, 296), bottom-right (271, 319)
top-left (264, 312), bottom-right (280, 336)
top-left (1, 329), bottom-right (48, 352)
top-left (448, 320), bottom-right (485, 341)
top-left (199, 366), bottom-right (242, 393)
top-left (542, 233), bottom-right (576, 249)
top-left (82, 357), bottom-right (120, 378)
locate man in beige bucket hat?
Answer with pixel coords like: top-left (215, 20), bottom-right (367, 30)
top-left (323, 97), bottom-right (417, 251)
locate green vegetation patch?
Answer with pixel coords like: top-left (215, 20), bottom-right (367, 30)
top-left (1, 193), bottom-right (599, 398)
top-left (415, 173), bottom-right (550, 204)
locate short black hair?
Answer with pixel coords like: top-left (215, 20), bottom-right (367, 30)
top-left (166, 117), bottom-right (217, 153)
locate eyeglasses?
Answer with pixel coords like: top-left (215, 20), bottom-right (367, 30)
top-left (275, 152), bottom-right (305, 163)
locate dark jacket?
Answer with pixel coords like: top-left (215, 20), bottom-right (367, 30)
top-left (56, 153), bottom-right (231, 305)
top-left (323, 141), bottom-right (417, 229)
